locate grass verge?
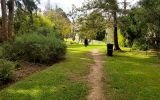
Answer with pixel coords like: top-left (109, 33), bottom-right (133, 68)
top-left (104, 50), bottom-right (160, 100)
top-left (0, 44), bottom-right (101, 100)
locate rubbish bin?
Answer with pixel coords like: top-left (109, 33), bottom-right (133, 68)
top-left (107, 44), bottom-right (113, 56)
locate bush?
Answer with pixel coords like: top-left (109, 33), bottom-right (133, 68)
top-left (0, 59), bottom-right (15, 85)
top-left (132, 39), bottom-right (149, 51)
top-left (36, 27), bottom-right (64, 40)
top-left (2, 33), bottom-right (67, 64)
top-left (36, 27), bottom-right (51, 36)
top-left (95, 31), bottom-right (106, 41)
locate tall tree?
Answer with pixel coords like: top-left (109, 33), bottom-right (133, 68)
top-left (111, 0), bottom-right (121, 50)
top-left (8, 0), bottom-right (15, 38)
top-left (81, 0), bottom-right (121, 50)
top-left (113, 11), bottom-right (121, 50)
top-left (1, 0), bottom-right (8, 41)
top-left (1, 0), bottom-right (39, 42)
top-left (78, 10), bottom-right (106, 40)
top-left (102, 0), bottom-right (121, 50)
top-left (140, 0), bottom-right (160, 49)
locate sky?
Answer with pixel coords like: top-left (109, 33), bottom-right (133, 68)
top-left (0, 0), bottom-right (139, 16)
top-left (39, 0), bottom-right (140, 13)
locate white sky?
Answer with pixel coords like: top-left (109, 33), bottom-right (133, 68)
top-left (0, 0), bottom-right (139, 16)
top-left (39, 0), bottom-right (140, 13)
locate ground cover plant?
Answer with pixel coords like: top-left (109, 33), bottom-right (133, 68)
top-left (0, 59), bottom-right (16, 86)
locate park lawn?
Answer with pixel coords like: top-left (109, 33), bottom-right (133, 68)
top-left (104, 50), bottom-right (160, 100)
top-left (0, 44), bottom-right (104, 100)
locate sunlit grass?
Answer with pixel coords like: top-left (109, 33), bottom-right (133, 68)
top-left (1, 43), bottom-right (159, 100)
top-left (104, 49), bottom-right (160, 100)
top-left (0, 44), bottom-right (103, 100)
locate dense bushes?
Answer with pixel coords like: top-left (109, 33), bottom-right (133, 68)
top-left (95, 31), bottom-right (106, 41)
top-left (0, 59), bottom-right (15, 85)
top-left (2, 33), bottom-right (67, 64)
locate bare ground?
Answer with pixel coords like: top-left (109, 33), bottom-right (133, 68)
top-left (0, 62), bottom-right (48, 90)
top-left (15, 62), bottom-right (48, 80)
top-left (87, 49), bottom-right (106, 100)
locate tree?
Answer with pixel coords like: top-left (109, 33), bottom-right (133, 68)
top-left (96, 30), bottom-right (106, 41)
top-left (44, 7), bottom-right (71, 39)
top-left (15, 0), bottom-right (40, 27)
top-left (78, 10), bottom-right (106, 40)
top-left (119, 8), bottom-right (143, 47)
top-left (109, 0), bottom-right (121, 50)
top-left (113, 11), bottom-right (121, 50)
top-left (1, 0), bottom-right (8, 41)
top-left (119, 0), bottom-right (160, 50)
top-left (140, 0), bottom-right (160, 49)
top-left (8, 0), bottom-right (15, 38)
top-left (81, 0), bottom-right (121, 50)
top-left (0, 0), bottom-right (39, 42)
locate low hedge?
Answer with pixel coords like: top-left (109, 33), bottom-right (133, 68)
top-left (2, 33), bottom-right (67, 64)
top-left (0, 59), bottom-right (15, 85)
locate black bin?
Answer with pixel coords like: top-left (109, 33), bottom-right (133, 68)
top-left (107, 44), bottom-right (113, 56)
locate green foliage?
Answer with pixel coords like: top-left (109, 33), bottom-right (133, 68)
top-left (36, 27), bottom-right (51, 36)
top-left (14, 7), bottom-right (70, 39)
top-left (119, 8), bottom-right (144, 47)
top-left (13, 0), bottom-right (40, 34)
top-left (95, 31), bottom-right (106, 41)
top-left (78, 10), bottom-right (106, 39)
top-left (14, 8), bottom-right (33, 34)
top-left (14, 11), bottom-right (55, 34)
top-left (132, 38), bottom-right (149, 51)
top-left (141, 0), bottom-right (160, 49)
top-left (2, 33), bottom-right (67, 64)
top-left (120, 1), bottom-right (160, 49)
top-left (0, 59), bottom-right (15, 85)
top-left (33, 15), bottom-right (54, 29)
top-left (118, 30), bottom-right (125, 47)
top-left (45, 9), bottom-right (71, 38)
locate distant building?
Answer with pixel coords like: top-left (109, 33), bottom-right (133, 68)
top-left (106, 28), bottom-right (114, 44)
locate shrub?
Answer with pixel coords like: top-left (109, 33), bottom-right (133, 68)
top-left (36, 27), bottom-right (51, 36)
top-left (2, 33), bottom-right (67, 64)
top-left (0, 59), bottom-right (15, 85)
top-left (132, 38), bottom-right (149, 51)
top-left (95, 31), bottom-right (106, 41)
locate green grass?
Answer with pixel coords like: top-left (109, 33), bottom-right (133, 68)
top-left (1, 43), bottom-right (159, 100)
top-left (104, 50), bottom-right (160, 100)
top-left (0, 44), bottom-right (104, 100)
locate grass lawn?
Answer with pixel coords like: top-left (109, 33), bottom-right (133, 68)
top-left (104, 50), bottom-right (160, 100)
top-left (0, 44), bottom-right (105, 100)
top-left (1, 43), bottom-right (159, 100)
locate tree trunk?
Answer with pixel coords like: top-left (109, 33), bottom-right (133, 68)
top-left (8, 0), bottom-right (14, 38)
top-left (113, 11), bottom-right (121, 50)
top-left (1, 0), bottom-right (8, 41)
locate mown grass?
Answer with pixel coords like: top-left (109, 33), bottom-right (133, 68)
top-left (0, 44), bottom-right (104, 100)
top-left (104, 50), bottom-right (160, 100)
top-left (2, 43), bottom-right (159, 100)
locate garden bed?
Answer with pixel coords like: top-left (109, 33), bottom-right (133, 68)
top-left (0, 61), bottom-right (49, 90)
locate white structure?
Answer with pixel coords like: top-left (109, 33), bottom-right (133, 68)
top-left (106, 28), bottom-right (114, 44)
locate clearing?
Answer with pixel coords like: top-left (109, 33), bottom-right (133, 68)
top-left (0, 45), bottom-right (160, 100)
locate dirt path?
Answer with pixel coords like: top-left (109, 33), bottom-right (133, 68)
top-left (87, 49), bottom-right (106, 100)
